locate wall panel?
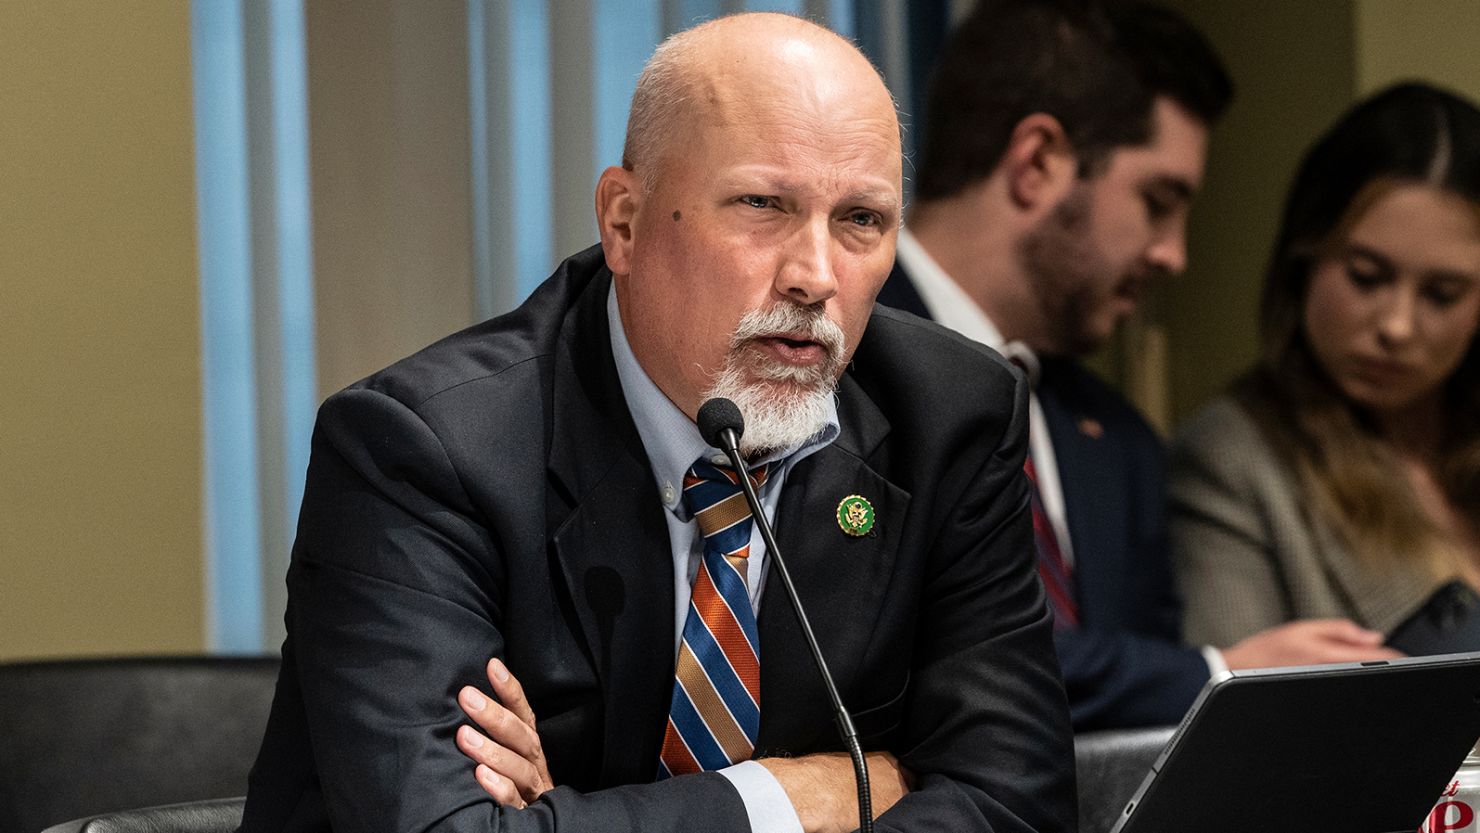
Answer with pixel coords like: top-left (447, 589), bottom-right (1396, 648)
top-left (0, 2), bottom-right (203, 659)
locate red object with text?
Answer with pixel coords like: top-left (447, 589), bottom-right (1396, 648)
top-left (1423, 742), bottom-right (1480, 833)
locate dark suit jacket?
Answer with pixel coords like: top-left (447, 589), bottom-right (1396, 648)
top-left (239, 247), bottom-right (1075, 833)
top-left (878, 262), bottom-right (1207, 731)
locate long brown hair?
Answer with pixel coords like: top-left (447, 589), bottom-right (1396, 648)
top-left (1237, 82), bottom-right (1480, 572)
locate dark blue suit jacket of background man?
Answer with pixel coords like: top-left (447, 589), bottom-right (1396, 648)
top-left (238, 246), bottom-right (1076, 833)
top-left (878, 262), bottom-right (1209, 731)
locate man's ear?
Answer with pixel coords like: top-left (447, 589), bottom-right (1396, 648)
top-left (1001, 113), bottom-right (1078, 211)
top-left (596, 166), bottom-right (641, 275)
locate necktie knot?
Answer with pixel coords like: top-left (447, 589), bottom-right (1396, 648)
top-left (682, 459), bottom-right (769, 545)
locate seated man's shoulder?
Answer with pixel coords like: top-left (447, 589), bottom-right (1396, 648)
top-left (857, 303), bottom-right (1020, 403)
top-left (350, 314), bottom-right (549, 411)
top-left (337, 249), bottom-right (606, 413)
top-left (848, 305), bottom-right (1024, 453)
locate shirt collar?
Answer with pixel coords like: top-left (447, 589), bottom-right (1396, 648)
top-left (896, 228), bottom-right (1041, 387)
top-left (606, 282), bottom-right (840, 517)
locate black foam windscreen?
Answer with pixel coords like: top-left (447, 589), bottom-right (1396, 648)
top-left (697, 397), bottom-right (744, 448)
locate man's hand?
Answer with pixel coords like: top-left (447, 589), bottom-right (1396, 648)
top-left (1222, 618), bottom-right (1404, 670)
top-left (456, 657), bottom-right (554, 808)
top-left (759, 751), bottom-right (915, 833)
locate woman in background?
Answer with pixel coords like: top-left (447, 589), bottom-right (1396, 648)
top-left (1172, 82), bottom-right (1480, 650)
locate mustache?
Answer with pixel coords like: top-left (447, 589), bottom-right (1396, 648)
top-left (1127, 262), bottom-right (1172, 285)
top-left (729, 303), bottom-right (847, 358)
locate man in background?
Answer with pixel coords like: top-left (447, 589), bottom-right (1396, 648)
top-left (880, 0), bottom-right (1397, 731)
top-left (241, 12), bottom-right (1073, 833)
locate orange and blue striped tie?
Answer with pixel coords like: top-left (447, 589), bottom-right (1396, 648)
top-left (657, 459), bottom-right (770, 777)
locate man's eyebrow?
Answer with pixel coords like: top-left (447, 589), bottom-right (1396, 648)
top-left (714, 174), bottom-right (902, 212)
top-left (1149, 175), bottom-right (1197, 202)
top-left (843, 189), bottom-right (902, 213)
top-left (712, 169), bottom-right (802, 192)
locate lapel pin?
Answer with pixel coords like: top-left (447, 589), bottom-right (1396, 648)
top-left (1077, 417), bottom-right (1104, 439)
top-left (836, 494), bottom-right (875, 537)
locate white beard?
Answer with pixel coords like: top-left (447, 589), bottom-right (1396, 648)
top-left (703, 362), bottom-right (837, 457)
top-left (701, 303), bottom-right (847, 457)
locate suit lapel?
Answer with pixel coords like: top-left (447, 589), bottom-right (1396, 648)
top-left (546, 268), bottom-right (675, 786)
top-left (756, 374), bottom-right (910, 753)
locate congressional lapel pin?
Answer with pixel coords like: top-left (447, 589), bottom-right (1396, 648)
top-left (836, 495), bottom-right (875, 537)
top-left (1077, 417), bottom-right (1104, 440)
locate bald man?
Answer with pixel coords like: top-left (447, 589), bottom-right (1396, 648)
top-left (240, 14), bottom-right (1073, 833)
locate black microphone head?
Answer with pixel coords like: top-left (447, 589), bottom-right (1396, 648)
top-left (698, 398), bottom-right (745, 448)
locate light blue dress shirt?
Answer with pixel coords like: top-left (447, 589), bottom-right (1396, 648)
top-left (607, 283), bottom-right (839, 833)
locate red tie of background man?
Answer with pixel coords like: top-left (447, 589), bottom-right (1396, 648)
top-left (1006, 355), bottom-right (1079, 630)
top-left (1024, 452), bottom-right (1079, 629)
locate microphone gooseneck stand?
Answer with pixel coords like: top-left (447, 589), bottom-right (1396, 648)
top-left (697, 398), bottom-right (874, 833)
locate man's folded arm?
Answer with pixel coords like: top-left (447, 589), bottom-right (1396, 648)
top-left (285, 388), bottom-right (754, 833)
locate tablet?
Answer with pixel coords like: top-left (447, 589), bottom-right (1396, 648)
top-left (1110, 652), bottom-right (1480, 833)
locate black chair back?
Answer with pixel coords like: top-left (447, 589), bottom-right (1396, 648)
top-left (38, 798), bottom-right (244, 833)
top-left (1075, 725), bottom-right (1177, 833)
top-left (0, 656), bottom-right (278, 833)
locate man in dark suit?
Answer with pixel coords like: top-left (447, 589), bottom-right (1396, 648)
top-left (240, 12), bottom-right (1073, 833)
top-left (878, 0), bottom-right (1395, 733)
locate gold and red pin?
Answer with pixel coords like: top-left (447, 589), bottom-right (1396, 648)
top-left (1077, 417), bottom-right (1104, 439)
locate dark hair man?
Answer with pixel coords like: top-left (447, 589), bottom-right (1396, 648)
top-left (879, 0), bottom-right (1397, 731)
top-left (239, 12), bottom-right (1074, 833)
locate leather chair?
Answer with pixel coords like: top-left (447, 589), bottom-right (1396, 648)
top-left (0, 656), bottom-right (278, 833)
top-left (17, 674), bottom-right (1169, 833)
top-left (1074, 725), bottom-right (1177, 833)
top-left (38, 798), bottom-right (244, 833)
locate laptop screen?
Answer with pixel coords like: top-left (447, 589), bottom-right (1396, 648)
top-left (1111, 652), bottom-right (1480, 833)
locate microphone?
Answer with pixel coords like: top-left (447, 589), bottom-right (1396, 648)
top-left (697, 397), bottom-right (874, 833)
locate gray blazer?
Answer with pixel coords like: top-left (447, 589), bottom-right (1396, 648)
top-left (1169, 397), bottom-right (1439, 646)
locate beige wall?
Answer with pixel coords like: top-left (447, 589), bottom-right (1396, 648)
top-left (0, 4), bottom-right (204, 659)
top-left (307, 2), bottom-right (476, 399)
top-left (1356, 0), bottom-right (1480, 100)
top-left (1152, 1), bottom-right (1359, 425)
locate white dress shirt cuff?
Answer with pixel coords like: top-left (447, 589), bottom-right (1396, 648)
top-left (1201, 644), bottom-right (1229, 678)
top-left (718, 760), bottom-right (804, 833)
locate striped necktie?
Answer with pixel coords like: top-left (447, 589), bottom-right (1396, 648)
top-left (1025, 452), bottom-right (1079, 629)
top-left (1008, 354), bottom-right (1079, 630)
top-left (657, 458), bottom-right (770, 777)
